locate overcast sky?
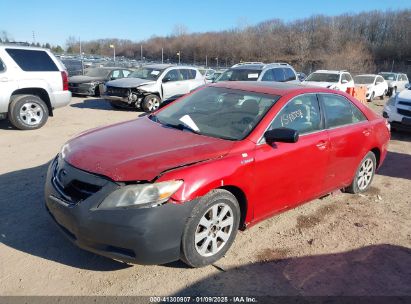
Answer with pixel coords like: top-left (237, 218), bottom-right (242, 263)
top-left (1, 0), bottom-right (410, 46)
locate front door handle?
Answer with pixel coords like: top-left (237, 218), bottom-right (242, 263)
top-left (316, 141), bottom-right (327, 150)
top-left (0, 77), bottom-right (8, 82)
top-left (363, 129), bottom-right (371, 136)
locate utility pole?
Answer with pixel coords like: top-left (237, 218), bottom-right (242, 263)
top-left (161, 48), bottom-right (164, 64)
top-left (216, 57), bottom-right (219, 69)
top-left (32, 31), bottom-right (35, 45)
top-left (110, 44), bottom-right (116, 62)
top-left (177, 51), bottom-right (181, 65)
top-left (140, 45), bottom-right (143, 62)
top-left (205, 55), bottom-right (207, 68)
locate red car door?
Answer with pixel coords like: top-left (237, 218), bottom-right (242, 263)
top-left (319, 93), bottom-right (371, 191)
top-left (252, 94), bottom-right (330, 221)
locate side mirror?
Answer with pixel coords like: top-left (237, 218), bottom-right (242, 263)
top-left (264, 128), bottom-right (299, 144)
top-left (162, 77), bottom-right (170, 83)
top-left (341, 79), bottom-right (348, 84)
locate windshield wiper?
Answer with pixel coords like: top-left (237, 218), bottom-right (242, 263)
top-left (163, 122), bottom-right (201, 135)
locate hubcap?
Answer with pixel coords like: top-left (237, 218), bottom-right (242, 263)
top-left (147, 98), bottom-right (160, 111)
top-left (195, 203), bottom-right (234, 257)
top-left (357, 158), bottom-right (374, 190)
top-left (19, 102), bottom-right (43, 126)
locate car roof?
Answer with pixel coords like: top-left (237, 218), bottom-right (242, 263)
top-left (209, 81), bottom-right (336, 96)
top-left (355, 74), bottom-right (378, 77)
top-left (314, 70), bottom-right (348, 74)
top-left (0, 44), bottom-right (49, 51)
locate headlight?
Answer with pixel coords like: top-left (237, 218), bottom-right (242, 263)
top-left (99, 180), bottom-right (183, 209)
top-left (60, 144), bottom-right (69, 159)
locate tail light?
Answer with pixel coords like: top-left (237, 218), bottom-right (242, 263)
top-left (384, 119), bottom-right (391, 132)
top-left (61, 71), bottom-right (69, 91)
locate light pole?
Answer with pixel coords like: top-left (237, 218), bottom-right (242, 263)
top-left (177, 51), bottom-right (181, 65)
top-left (215, 57), bottom-right (219, 69)
top-left (109, 44), bottom-right (116, 62)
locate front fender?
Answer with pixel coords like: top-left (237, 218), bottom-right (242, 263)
top-left (157, 150), bottom-right (256, 224)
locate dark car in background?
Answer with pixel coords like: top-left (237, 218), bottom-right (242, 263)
top-left (68, 67), bottom-right (132, 97)
top-left (61, 59), bottom-right (84, 76)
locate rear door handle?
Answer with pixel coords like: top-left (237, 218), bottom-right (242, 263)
top-left (316, 141), bottom-right (327, 150)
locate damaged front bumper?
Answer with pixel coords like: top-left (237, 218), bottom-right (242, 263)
top-left (44, 155), bottom-right (196, 265)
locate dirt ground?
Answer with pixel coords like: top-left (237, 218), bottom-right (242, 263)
top-left (0, 96), bottom-right (410, 296)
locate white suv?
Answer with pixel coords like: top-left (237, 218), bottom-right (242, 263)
top-left (378, 72), bottom-right (409, 96)
top-left (104, 64), bottom-right (205, 112)
top-left (383, 85), bottom-right (411, 131)
top-left (302, 70), bottom-right (355, 92)
top-left (0, 45), bottom-right (71, 130)
top-left (215, 62), bottom-right (299, 83)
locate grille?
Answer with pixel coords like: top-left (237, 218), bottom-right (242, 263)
top-left (52, 161), bottom-right (102, 204)
top-left (398, 100), bottom-right (411, 107)
top-left (106, 86), bottom-right (129, 97)
top-left (397, 108), bottom-right (411, 117)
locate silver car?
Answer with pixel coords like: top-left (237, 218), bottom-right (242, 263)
top-left (378, 72), bottom-right (409, 96)
top-left (104, 64), bottom-right (205, 112)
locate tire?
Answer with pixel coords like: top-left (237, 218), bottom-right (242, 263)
top-left (380, 91), bottom-right (386, 100)
top-left (8, 94), bottom-right (49, 130)
top-left (181, 189), bottom-right (240, 268)
top-left (345, 151), bottom-right (376, 194)
top-left (391, 87), bottom-right (397, 96)
top-left (141, 94), bottom-right (161, 113)
top-left (368, 92), bottom-right (375, 102)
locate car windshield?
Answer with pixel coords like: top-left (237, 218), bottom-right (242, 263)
top-left (151, 87), bottom-right (280, 140)
top-left (354, 76), bottom-right (375, 84)
top-left (129, 67), bottom-right (165, 80)
top-left (216, 69), bottom-right (262, 82)
top-left (380, 73), bottom-right (396, 81)
top-left (305, 73), bottom-right (340, 83)
top-left (84, 68), bottom-right (110, 78)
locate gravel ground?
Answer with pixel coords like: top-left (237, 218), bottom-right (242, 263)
top-left (0, 96), bottom-right (410, 296)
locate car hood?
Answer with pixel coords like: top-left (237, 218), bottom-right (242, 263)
top-left (397, 89), bottom-right (411, 100)
top-left (105, 77), bottom-right (156, 88)
top-left (64, 117), bottom-right (235, 182)
top-left (69, 75), bottom-right (106, 84)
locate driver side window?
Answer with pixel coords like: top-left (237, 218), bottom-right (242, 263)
top-left (164, 69), bottom-right (182, 82)
top-left (269, 94), bottom-right (322, 135)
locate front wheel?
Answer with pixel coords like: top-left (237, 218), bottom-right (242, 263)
top-left (368, 92), bottom-right (375, 102)
top-left (8, 94), bottom-right (49, 130)
top-left (141, 94), bottom-right (161, 112)
top-left (391, 87), bottom-right (397, 96)
top-left (181, 189), bottom-right (240, 268)
top-left (380, 90), bottom-right (386, 100)
top-left (345, 152), bottom-right (376, 194)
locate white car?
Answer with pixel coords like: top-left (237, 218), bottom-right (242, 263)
top-left (104, 64), bottom-right (205, 112)
top-left (383, 85), bottom-right (411, 131)
top-left (302, 70), bottom-right (355, 92)
top-left (353, 74), bottom-right (388, 101)
top-left (0, 44), bottom-right (71, 129)
top-left (379, 72), bottom-right (409, 96)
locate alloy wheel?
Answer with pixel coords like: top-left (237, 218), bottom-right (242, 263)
top-left (19, 102), bottom-right (44, 126)
top-left (357, 158), bottom-right (374, 190)
top-left (194, 203), bottom-right (234, 257)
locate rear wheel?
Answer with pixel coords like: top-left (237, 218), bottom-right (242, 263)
top-left (380, 90), bottom-right (386, 100)
top-left (181, 189), bottom-right (240, 268)
top-left (345, 152), bottom-right (376, 194)
top-left (391, 87), bottom-right (397, 96)
top-left (8, 94), bottom-right (49, 130)
top-left (141, 94), bottom-right (161, 112)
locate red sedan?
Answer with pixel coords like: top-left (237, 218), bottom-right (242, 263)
top-left (45, 82), bottom-right (390, 267)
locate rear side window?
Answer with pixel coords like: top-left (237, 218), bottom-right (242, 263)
top-left (320, 94), bottom-right (367, 128)
top-left (272, 68), bottom-right (285, 82)
top-left (180, 69), bottom-right (196, 80)
top-left (5, 48), bottom-right (58, 72)
top-left (283, 68), bottom-right (296, 81)
top-left (0, 58), bottom-right (5, 72)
